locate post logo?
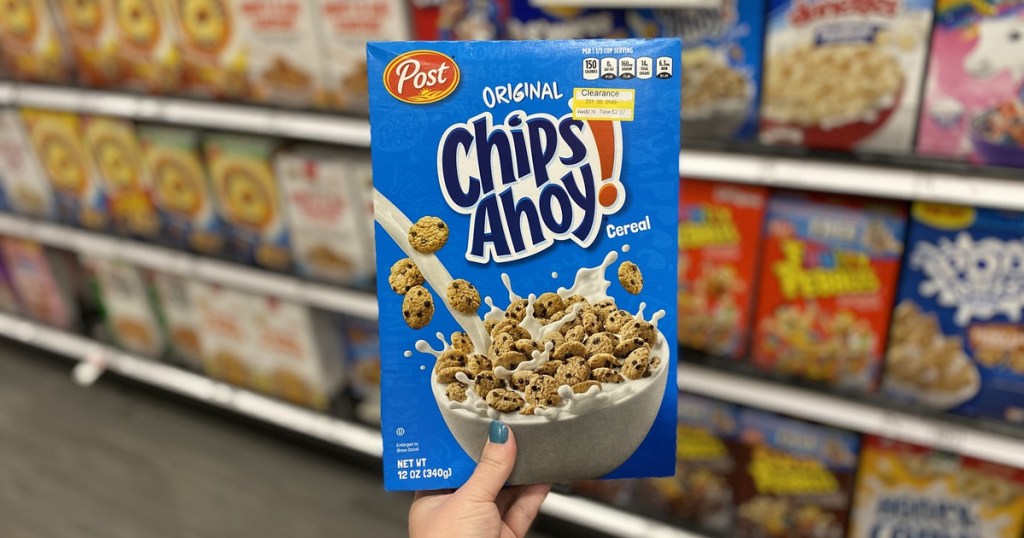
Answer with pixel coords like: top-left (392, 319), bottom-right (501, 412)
top-left (383, 50), bottom-right (460, 104)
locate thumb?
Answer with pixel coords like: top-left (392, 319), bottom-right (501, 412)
top-left (460, 420), bottom-right (516, 502)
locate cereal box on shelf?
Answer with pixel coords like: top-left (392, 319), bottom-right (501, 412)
top-left (759, 0), bottom-right (934, 153)
top-left (170, 0), bottom-right (246, 99)
top-left (236, 0), bottom-right (325, 108)
top-left (849, 435), bottom-right (1024, 538)
top-left (189, 281), bottom-right (264, 391)
top-left (53, 0), bottom-right (121, 87)
top-left (20, 109), bottom-right (110, 232)
top-left (84, 255), bottom-right (166, 359)
top-left (138, 125), bottom-right (226, 257)
top-left (1, 238), bottom-right (81, 331)
top-left (630, 393), bottom-right (742, 534)
top-left (113, 0), bottom-right (183, 94)
top-left (252, 297), bottom-right (343, 410)
top-left (150, 271), bottom-right (203, 370)
top-left (734, 408), bottom-right (861, 538)
top-left (82, 116), bottom-right (161, 240)
top-left (628, 0), bottom-right (766, 141)
top-left (678, 179), bottom-right (768, 358)
top-left (882, 202), bottom-right (1024, 424)
top-left (917, 1), bottom-right (1024, 168)
top-left (0, 110), bottom-right (56, 220)
top-left (410, 0), bottom-right (507, 40)
top-left (368, 38), bottom-right (681, 490)
top-left (0, 252), bottom-right (22, 315)
top-left (202, 133), bottom-right (290, 272)
top-left (337, 315), bottom-right (382, 424)
top-left (311, 0), bottom-right (410, 113)
top-left (751, 191), bottom-right (907, 390)
top-left (508, 1), bottom-right (629, 40)
top-left (0, 0), bottom-right (73, 83)
top-left (275, 147), bottom-right (375, 287)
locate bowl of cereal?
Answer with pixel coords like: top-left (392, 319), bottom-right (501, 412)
top-left (431, 292), bottom-right (671, 485)
top-left (970, 100), bottom-right (1024, 168)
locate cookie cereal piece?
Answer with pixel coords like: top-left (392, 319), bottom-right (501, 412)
top-left (622, 347), bottom-right (650, 380)
top-left (581, 311), bottom-right (602, 334)
top-left (408, 216), bottom-right (449, 253)
top-left (446, 382), bottom-right (468, 402)
top-left (533, 292), bottom-right (566, 319)
top-left (434, 349), bottom-right (467, 373)
top-left (542, 331), bottom-right (565, 349)
top-left (505, 299), bottom-right (529, 322)
top-left (486, 389), bottom-right (525, 413)
top-left (584, 332), bottom-right (618, 356)
top-left (519, 405), bottom-right (537, 416)
top-left (587, 353), bottom-right (619, 370)
top-left (402, 286), bottom-right (434, 329)
top-left (388, 258), bottom-right (424, 294)
top-left (437, 366), bottom-right (471, 384)
top-left (614, 337), bottom-right (649, 358)
top-left (473, 370), bottom-right (504, 398)
top-left (466, 354), bottom-right (492, 375)
top-left (451, 332), bottom-right (474, 354)
top-left (492, 318), bottom-right (529, 341)
top-left (622, 319), bottom-right (658, 346)
top-left (554, 357), bottom-right (591, 386)
top-left (495, 351), bottom-right (527, 371)
top-left (552, 341), bottom-right (587, 361)
top-left (510, 369), bottom-right (534, 392)
top-left (564, 294), bottom-right (587, 308)
top-left (591, 367), bottom-right (624, 383)
top-left (488, 332), bottom-right (516, 356)
top-left (564, 325), bottom-right (586, 343)
top-left (515, 339), bottom-right (541, 357)
top-left (535, 360), bottom-right (563, 377)
top-left (524, 374), bottom-right (562, 407)
top-left (591, 299), bottom-right (617, 322)
top-left (447, 279), bottom-right (482, 314)
top-left (604, 309), bottom-right (634, 333)
top-left (618, 261), bottom-right (643, 294)
top-left (484, 318), bottom-right (498, 334)
top-left (572, 380), bottom-right (601, 394)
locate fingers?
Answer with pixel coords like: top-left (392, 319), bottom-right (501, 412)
top-left (503, 483), bottom-right (551, 538)
top-left (413, 488), bottom-right (455, 502)
top-left (460, 421), bottom-right (516, 503)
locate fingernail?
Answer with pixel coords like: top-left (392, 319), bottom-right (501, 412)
top-left (489, 420), bottom-right (508, 444)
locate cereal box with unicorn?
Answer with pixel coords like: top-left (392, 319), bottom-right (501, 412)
top-left (368, 39), bottom-right (681, 490)
top-left (917, 0), bottom-right (1024, 168)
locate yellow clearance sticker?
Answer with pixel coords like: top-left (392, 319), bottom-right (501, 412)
top-left (572, 88), bottom-right (635, 121)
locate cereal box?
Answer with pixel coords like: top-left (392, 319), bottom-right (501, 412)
top-left (368, 38), bottom-right (681, 490)
top-left (850, 435), bottom-right (1024, 538)
top-left (20, 109), bottom-right (110, 232)
top-left (678, 179), bottom-right (768, 358)
top-left (150, 270), bottom-right (203, 370)
top-left (410, 0), bottom-right (507, 40)
top-left (751, 192), bottom-right (907, 390)
top-left (252, 297), bottom-right (343, 410)
top-left (112, 0), bottom-right (183, 94)
top-left (883, 202), bottom-right (1024, 424)
top-left (311, 0), bottom-right (410, 113)
top-left (82, 116), bottom-right (161, 240)
top-left (630, 393), bottom-right (742, 534)
top-left (734, 408), bottom-right (861, 538)
top-left (1, 238), bottom-right (80, 331)
top-left (84, 254), bottom-right (166, 359)
top-left (0, 110), bottom-right (56, 220)
top-left (53, 0), bottom-right (122, 87)
top-left (0, 252), bottom-right (22, 315)
top-left (202, 133), bottom-right (290, 272)
top-left (507, 2), bottom-right (628, 40)
top-left (0, 0), bottom-right (73, 83)
top-left (337, 315), bottom-right (382, 424)
top-left (628, 0), bottom-right (766, 141)
top-left (759, 0), bottom-right (934, 153)
top-left (236, 0), bottom-right (325, 108)
top-left (138, 125), bottom-right (226, 257)
top-left (917, 1), bottom-right (1024, 168)
top-left (170, 0), bottom-right (246, 99)
top-left (275, 147), bottom-right (375, 287)
top-left (189, 281), bottom-right (264, 391)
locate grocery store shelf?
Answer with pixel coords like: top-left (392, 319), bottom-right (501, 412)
top-left (0, 82), bottom-right (370, 147)
top-left (677, 362), bottom-right (1024, 469)
top-left (531, 0), bottom-right (720, 6)
top-left (0, 214), bottom-right (378, 320)
top-left (0, 312), bottom-right (702, 538)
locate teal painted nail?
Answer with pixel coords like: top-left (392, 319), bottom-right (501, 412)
top-left (489, 420), bottom-right (508, 444)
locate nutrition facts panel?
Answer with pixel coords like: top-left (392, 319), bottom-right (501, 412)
top-left (583, 57), bottom-right (673, 80)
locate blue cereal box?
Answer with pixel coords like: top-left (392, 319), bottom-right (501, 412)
top-left (368, 39), bottom-right (681, 490)
top-left (883, 202), bottom-right (1024, 424)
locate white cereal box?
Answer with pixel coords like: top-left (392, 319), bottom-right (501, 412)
top-left (0, 110), bottom-right (56, 220)
top-left (150, 270), bottom-right (203, 370)
top-left (189, 281), bottom-right (266, 391)
top-left (84, 254), bottom-right (166, 359)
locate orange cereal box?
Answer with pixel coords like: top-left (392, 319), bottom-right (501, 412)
top-left (0, 1), bottom-right (73, 83)
top-left (678, 179), bottom-right (767, 358)
top-left (112, 0), bottom-right (183, 94)
top-left (170, 0), bottom-right (246, 99)
top-left (751, 191), bottom-right (907, 390)
top-left (53, 0), bottom-right (122, 87)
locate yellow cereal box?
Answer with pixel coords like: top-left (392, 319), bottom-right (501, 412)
top-left (112, 0), bottom-right (183, 94)
top-left (170, 0), bottom-right (247, 99)
top-left (53, 0), bottom-right (123, 87)
top-left (0, 1), bottom-right (73, 83)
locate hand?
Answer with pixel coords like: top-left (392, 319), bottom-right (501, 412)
top-left (409, 421), bottom-right (551, 538)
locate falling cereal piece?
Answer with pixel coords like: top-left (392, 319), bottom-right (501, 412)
top-left (447, 279), bottom-right (481, 314)
top-left (618, 261), bottom-right (643, 294)
top-left (402, 285), bottom-right (434, 329)
top-left (408, 216), bottom-right (449, 253)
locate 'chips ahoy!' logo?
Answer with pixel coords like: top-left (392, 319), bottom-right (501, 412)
top-left (438, 111), bottom-right (624, 263)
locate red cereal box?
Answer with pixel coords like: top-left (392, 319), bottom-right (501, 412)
top-left (751, 191), bottom-right (907, 390)
top-left (679, 179), bottom-right (767, 359)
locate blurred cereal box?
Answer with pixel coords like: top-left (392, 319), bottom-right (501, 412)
top-left (237, 0), bottom-right (325, 108)
top-left (337, 315), bottom-right (381, 424)
top-left (735, 408), bottom-right (860, 538)
top-left (0, 110), bottom-right (56, 220)
top-left (751, 191), bottom-right (907, 390)
top-left (84, 254), bottom-right (166, 359)
top-left (1, 238), bottom-right (80, 331)
top-left (170, 0), bottom-right (247, 99)
top-left (203, 133), bottom-right (290, 272)
top-left (917, 1), bottom-right (1024, 168)
top-left (189, 281), bottom-right (265, 391)
top-left (679, 179), bottom-right (767, 358)
top-left (369, 38), bottom-right (681, 490)
top-left (53, 0), bottom-right (122, 87)
top-left (508, 2), bottom-right (627, 40)
top-left (411, 0), bottom-right (507, 40)
top-left (113, 0), bottom-right (183, 94)
top-left (0, 252), bottom-right (21, 315)
top-left (759, 0), bottom-right (934, 153)
top-left (0, 0), bottom-right (73, 83)
top-left (138, 125), bottom-right (227, 257)
top-left (311, 0), bottom-right (410, 113)
top-left (276, 147), bottom-right (375, 287)
top-left (883, 202), bottom-right (1024, 424)
top-left (82, 116), bottom-right (162, 240)
top-left (850, 435), bottom-right (1024, 538)
top-left (629, 0), bottom-right (766, 141)
top-left (150, 270), bottom-right (203, 370)
top-left (20, 109), bottom-right (110, 232)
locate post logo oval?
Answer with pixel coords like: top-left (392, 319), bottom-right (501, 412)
top-left (383, 50), bottom-right (460, 104)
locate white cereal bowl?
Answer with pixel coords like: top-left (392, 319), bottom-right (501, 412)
top-left (432, 334), bottom-right (671, 485)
